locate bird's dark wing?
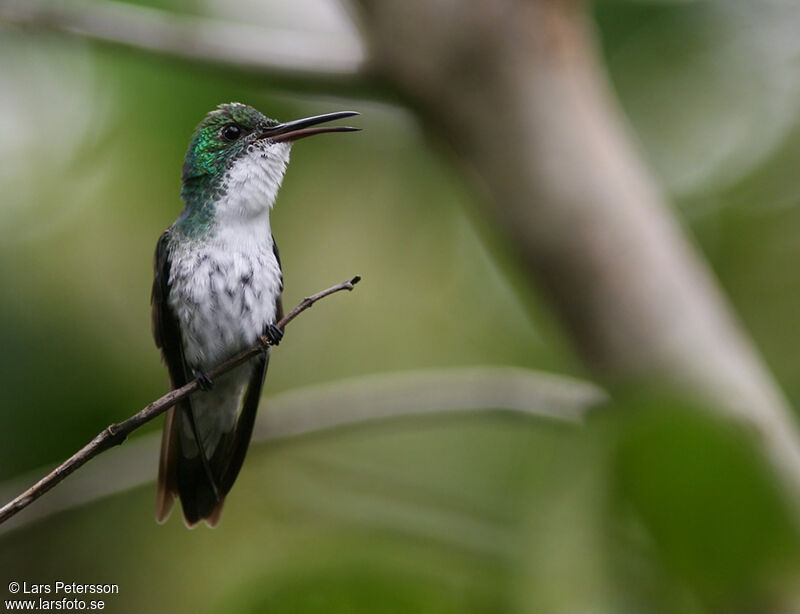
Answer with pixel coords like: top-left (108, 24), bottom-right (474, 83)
top-left (152, 229), bottom-right (191, 523)
top-left (152, 231), bottom-right (189, 390)
top-left (213, 354), bottom-right (269, 499)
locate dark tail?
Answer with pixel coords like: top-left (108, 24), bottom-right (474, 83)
top-left (156, 354), bottom-right (268, 527)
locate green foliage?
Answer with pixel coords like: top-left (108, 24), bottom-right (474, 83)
top-left (614, 396), bottom-right (800, 610)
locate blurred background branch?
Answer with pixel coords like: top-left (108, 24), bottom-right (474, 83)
top-left (0, 0), bottom-right (368, 92)
top-left (350, 0), bottom-right (800, 511)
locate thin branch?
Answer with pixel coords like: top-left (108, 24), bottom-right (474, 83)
top-left (0, 367), bottom-right (604, 535)
top-left (0, 276), bottom-right (361, 526)
top-left (0, 0), bottom-right (369, 92)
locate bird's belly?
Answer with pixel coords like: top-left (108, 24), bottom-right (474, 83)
top-left (168, 243), bottom-right (282, 370)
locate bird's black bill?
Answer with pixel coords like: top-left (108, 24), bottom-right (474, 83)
top-left (262, 111), bottom-right (360, 143)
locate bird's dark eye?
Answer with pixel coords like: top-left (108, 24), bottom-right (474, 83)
top-left (221, 124), bottom-right (243, 142)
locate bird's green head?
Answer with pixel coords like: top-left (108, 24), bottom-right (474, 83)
top-left (180, 102), bottom-right (359, 210)
top-left (182, 102), bottom-right (274, 187)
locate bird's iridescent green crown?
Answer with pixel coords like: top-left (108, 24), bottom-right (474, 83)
top-left (182, 102), bottom-right (276, 186)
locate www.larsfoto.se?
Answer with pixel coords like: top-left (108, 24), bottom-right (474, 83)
top-left (5, 597), bottom-right (107, 610)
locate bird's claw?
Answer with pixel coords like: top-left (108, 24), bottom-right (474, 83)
top-left (193, 370), bottom-right (214, 391)
top-left (263, 323), bottom-right (284, 347)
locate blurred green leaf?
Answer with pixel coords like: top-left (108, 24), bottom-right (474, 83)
top-left (615, 395), bottom-right (800, 610)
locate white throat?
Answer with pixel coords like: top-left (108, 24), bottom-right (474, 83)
top-left (213, 143), bottom-right (291, 230)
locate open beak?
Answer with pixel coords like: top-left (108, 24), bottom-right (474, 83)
top-left (260, 111), bottom-right (360, 143)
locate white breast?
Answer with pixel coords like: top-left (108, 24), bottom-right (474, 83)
top-left (168, 233), bottom-right (281, 370)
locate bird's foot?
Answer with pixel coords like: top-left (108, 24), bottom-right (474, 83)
top-left (262, 323), bottom-right (284, 347)
top-left (193, 370), bottom-right (214, 391)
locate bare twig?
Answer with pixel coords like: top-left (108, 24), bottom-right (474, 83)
top-left (0, 0), bottom-right (367, 91)
top-left (0, 276), bottom-right (361, 526)
top-left (0, 367), bottom-right (604, 535)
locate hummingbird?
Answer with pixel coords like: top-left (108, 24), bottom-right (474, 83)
top-left (152, 102), bottom-right (359, 527)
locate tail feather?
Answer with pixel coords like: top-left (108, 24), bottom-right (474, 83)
top-left (175, 445), bottom-right (222, 527)
top-left (155, 354), bottom-right (268, 527)
top-left (155, 406), bottom-right (178, 524)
